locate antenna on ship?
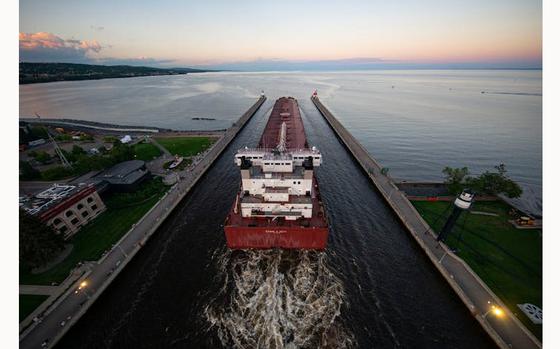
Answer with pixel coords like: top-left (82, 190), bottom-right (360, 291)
top-left (34, 112), bottom-right (73, 168)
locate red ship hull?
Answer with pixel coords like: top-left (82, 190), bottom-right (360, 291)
top-left (224, 96), bottom-right (328, 250)
top-left (224, 226), bottom-right (328, 249)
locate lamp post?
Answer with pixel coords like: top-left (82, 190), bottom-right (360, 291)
top-left (482, 301), bottom-right (504, 319)
top-left (75, 280), bottom-right (91, 299)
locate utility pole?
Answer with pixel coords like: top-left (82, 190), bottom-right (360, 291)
top-left (35, 113), bottom-right (72, 168)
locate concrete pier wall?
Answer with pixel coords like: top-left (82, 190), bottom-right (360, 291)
top-left (311, 96), bottom-right (541, 349)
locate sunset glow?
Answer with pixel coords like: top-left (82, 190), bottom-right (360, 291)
top-left (19, 0), bottom-right (542, 69)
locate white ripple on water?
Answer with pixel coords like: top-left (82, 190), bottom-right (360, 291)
top-left (204, 249), bottom-right (354, 349)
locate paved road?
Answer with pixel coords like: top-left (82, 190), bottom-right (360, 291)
top-left (19, 96), bottom-right (266, 349)
top-left (312, 96), bottom-right (541, 349)
top-left (20, 286), bottom-right (58, 296)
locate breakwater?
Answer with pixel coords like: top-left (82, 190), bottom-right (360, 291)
top-left (311, 95), bottom-right (541, 349)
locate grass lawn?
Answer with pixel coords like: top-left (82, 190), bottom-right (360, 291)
top-left (154, 136), bottom-right (214, 157)
top-left (133, 142), bottom-right (161, 161)
top-left (20, 178), bottom-right (168, 286)
top-left (412, 200), bottom-right (542, 338)
top-left (20, 295), bottom-right (49, 321)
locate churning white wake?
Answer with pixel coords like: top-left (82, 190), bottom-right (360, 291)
top-left (204, 249), bottom-right (353, 349)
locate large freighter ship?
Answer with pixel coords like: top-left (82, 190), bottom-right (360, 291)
top-left (224, 97), bottom-right (328, 249)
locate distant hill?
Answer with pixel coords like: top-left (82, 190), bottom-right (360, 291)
top-left (19, 62), bottom-right (212, 84)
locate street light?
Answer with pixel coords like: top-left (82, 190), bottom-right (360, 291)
top-left (483, 302), bottom-right (504, 319)
top-left (75, 280), bottom-right (91, 299)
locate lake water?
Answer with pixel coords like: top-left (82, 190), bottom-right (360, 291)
top-left (20, 70), bottom-right (542, 214)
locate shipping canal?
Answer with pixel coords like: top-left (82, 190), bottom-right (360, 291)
top-left (58, 96), bottom-right (495, 348)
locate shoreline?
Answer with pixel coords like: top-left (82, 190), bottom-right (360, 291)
top-left (20, 117), bottom-right (227, 134)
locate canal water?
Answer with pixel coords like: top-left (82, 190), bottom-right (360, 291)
top-left (57, 97), bottom-right (496, 348)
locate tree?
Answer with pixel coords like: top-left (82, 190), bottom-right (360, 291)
top-left (442, 164), bottom-right (523, 198)
top-left (29, 126), bottom-right (48, 140)
top-left (19, 210), bottom-right (65, 270)
top-left (466, 164), bottom-right (523, 198)
top-left (442, 166), bottom-right (469, 195)
top-left (20, 161), bottom-right (41, 180)
top-left (71, 145), bottom-right (86, 157)
top-left (110, 143), bottom-right (134, 163)
top-left (34, 151), bottom-right (52, 164)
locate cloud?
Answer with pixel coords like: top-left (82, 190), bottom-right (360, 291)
top-left (19, 32), bottom-right (103, 63)
top-left (90, 25), bottom-right (105, 31)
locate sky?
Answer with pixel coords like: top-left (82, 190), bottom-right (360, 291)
top-left (19, 0), bottom-right (542, 70)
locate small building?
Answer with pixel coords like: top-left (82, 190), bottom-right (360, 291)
top-left (120, 135), bottom-right (132, 144)
top-left (94, 160), bottom-right (150, 192)
top-left (20, 184), bottom-right (106, 238)
top-left (28, 138), bottom-right (46, 147)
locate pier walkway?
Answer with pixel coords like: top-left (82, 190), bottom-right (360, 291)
top-left (311, 96), bottom-right (541, 349)
top-left (20, 96), bottom-right (266, 349)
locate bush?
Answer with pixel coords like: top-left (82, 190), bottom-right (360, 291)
top-left (103, 136), bottom-right (118, 143)
top-left (80, 134), bottom-right (94, 141)
top-left (55, 134), bottom-right (72, 142)
top-left (41, 166), bottom-right (74, 181)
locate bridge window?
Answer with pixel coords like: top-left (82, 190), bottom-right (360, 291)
top-left (87, 197), bottom-right (94, 203)
top-left (65, 210), bottom-right (75, 217)
top-left (91, 204), bottom-right (98, 211)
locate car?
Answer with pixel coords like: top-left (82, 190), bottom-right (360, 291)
top-left (60, 321), bottom-right (66, 327)
top-left (41, 339), bottom-right (49, 347)
top-left (115, 260), bottom-right (122, 267)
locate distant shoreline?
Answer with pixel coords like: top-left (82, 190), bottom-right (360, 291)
top-left (20, 117), bottom-right (227, 134)
top-left (19, 72), bottom-right (191, 85)
top-left (19, 62), bottom-right (214, 85)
